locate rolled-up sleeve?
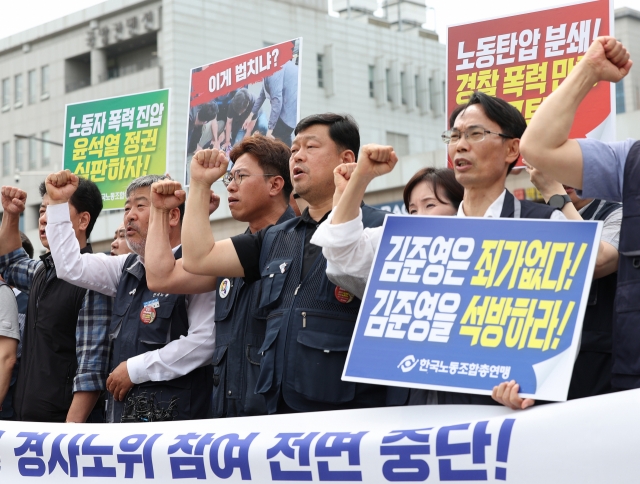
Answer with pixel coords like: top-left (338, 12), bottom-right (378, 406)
top-left (127, 291), bottom-right (216, 384)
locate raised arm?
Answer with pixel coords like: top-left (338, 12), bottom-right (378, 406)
top-left (146, 179), bottom-right (218, 294)
top-left (331, 144), bottom-right (398, 224)
top-left (44, 170), bottom-right (125, 296)
top-left (181, 149), bottom-right (245, 277)
top-left (0, 186), bottom-right (26, 256)
top-left (521, 37), bottom-right (632, 188)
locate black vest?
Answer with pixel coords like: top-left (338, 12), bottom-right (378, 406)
top-left (255, 205), bottom-right (409, 413)
top-left (612, 140), bottom-right (640, 389)
top-left (14, 249), bottom-right (90, 422)
top-left (436, 191), bottom-right (559, 405)
top-left (107, 248), bottom-right (212, 422)
top-left (566, 199), bottom-right (620, 399)
top-left (212, 207), bottom-right (296, 417)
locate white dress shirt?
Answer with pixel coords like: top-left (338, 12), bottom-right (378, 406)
top-left (312, 189), bottom-right (567, 298)
top-left (45, 202), bottom-right (216, 385)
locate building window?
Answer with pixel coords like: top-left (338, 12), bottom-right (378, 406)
top-left (42, 131), bottom-right (51, 167)
top-left (28, 70), bottom-right (37, 105)
top-left (428, 78), bottom-right (434, 111)
top-left (386, 131), bottom-right (409, 157)
top-left (2, 142), bottom-right (9, 176)
top-left (28, 136), bottom-right (37, 170)
top-left (368, 65), bottom-right (375, 98)
top-left (41, 65), bottom-right (49, 98)
top-left (386, 68), bottom-right (392, 102)
top-left (14, 74), bottom-right (23, 105)
top-left (15, 139), bottom-right (23, 171)
top-left (400, 72), bottom-right (406, 105)
top-left (616, 80), bottom-right (625, 114)
top-left (442, 80), bottom-right (446, 113)
top-left (415, 74), bottom-right (420, 108)
top-left (317, 54), bottom-right (324, 88)
top-left (1, 78), bottom-right (9, 109)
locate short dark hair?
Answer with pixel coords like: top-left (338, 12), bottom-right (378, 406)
top-left (20, 231), bottom-right (34, 258)
top-left (294, 113), bottom-right (360, 157)
top-left (197, 102), bottom-right (218, 123)
top-left (230, 134), bottom-right (293, 200)
top-left (452, 91), bottom-right (526, 174)
top-left (403, 167), bottom-right (464, 212)
top-left (230, 89), bottom-right (251, 116)
top-left (448, 104), bottom-right (466, 129)
top-left (39, 177), bottom-right (103, 238)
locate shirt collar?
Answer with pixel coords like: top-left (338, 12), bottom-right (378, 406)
top-left (457, 189), bottom-right (507, 218)
top-left (295, 206), bottom-right (332, 228)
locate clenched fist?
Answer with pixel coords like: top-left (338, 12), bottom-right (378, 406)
top-left (356, 144), bottom-right (398, 180)
top-left (333, 163), bottom-right (358, 196)
top-left (46, 170), bottom-right (79, 204)
top-left (190, 149), bottom-right (229, 188)
top-left (582, 36), bottom-right (633, 84)
top-left (151, 180), bottom-right (186, 211)
top-left (1, 186), bottom-right (27, 215)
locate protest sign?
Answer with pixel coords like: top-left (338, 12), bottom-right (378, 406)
top-left (184, 38), bottom-right (302, 185)
top-left (343, 216), bottom-right (601, 401)
top-left (446, 0), bottom-right (613, 167)
top-left (0, 389), bottom-right (638, 482)
top-left (63, 89), bottom-right (170, 210)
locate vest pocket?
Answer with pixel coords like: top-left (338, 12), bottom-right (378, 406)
top-left (293, 309), bottom-right (356, 404)
top-left (255, 311), bottom-right (284, 394)
top-left (211, 344), bottom-right (228, 418)
top-left (259, 258), bottom-right (293, 309)
top-left (215, 278), bottom-right (242, 320)
top-left (244, 333), bottom-right (267, 415)
top-left (138, 298), bottom-right (178, 349)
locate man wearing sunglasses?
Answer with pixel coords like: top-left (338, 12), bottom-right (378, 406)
top-left (146, 134), bottom-right (295, 418)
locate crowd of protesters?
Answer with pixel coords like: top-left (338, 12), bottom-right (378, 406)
top-left (0, 35), bottom-right (634, 422)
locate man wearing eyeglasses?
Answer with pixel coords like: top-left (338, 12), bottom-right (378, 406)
top-left (444, 91), bottom-right (571, 222)
top-left (146, 134), bottom-right (295, 418)
top-left (432, 91), bottom-right (575, 407)
top-left (166, 113), bottom-right (408, 414)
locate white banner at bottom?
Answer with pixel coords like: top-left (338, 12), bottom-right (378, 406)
top-left (0, 389), bottom-right (639, 483)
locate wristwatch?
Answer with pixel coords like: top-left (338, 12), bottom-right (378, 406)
top-left (547, 194), bottom-right (571, 209)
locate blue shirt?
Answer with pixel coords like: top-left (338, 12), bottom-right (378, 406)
top-left (578, 138), bottom-right (637, 202)
top-left (251, 60), bottom-right (299, 130)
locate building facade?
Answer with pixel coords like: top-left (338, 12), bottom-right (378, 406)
top-left (0, 0), bottom-right (446, 253)
top-left (3, 2), bottom-right (639, 254)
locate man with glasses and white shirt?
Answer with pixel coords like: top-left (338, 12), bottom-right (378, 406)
top-left (313, 92), bottom-right (579, 407)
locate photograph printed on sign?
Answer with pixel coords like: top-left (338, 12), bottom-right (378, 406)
top-left (184, 38), bottom-right (302, 186)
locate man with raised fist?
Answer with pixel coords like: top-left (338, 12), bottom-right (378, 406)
top-left (146, 134), bottom-right (296, 418)
top-left (0, 180), bottom-right (111, 422)
top-left (43, 172), bottom-right (215, 422)
top-left (179, 113), bottom-right (408, 414)
top-left (520, 37), bottom-right (640, 396)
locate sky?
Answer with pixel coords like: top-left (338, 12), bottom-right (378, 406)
top-left (1, 0), bottom-right (640, 42)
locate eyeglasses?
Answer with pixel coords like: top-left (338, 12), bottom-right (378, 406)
top-left (222, 171), bottom-right (277, 187)
top-left (441, 127), bottom-right (514, 145)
